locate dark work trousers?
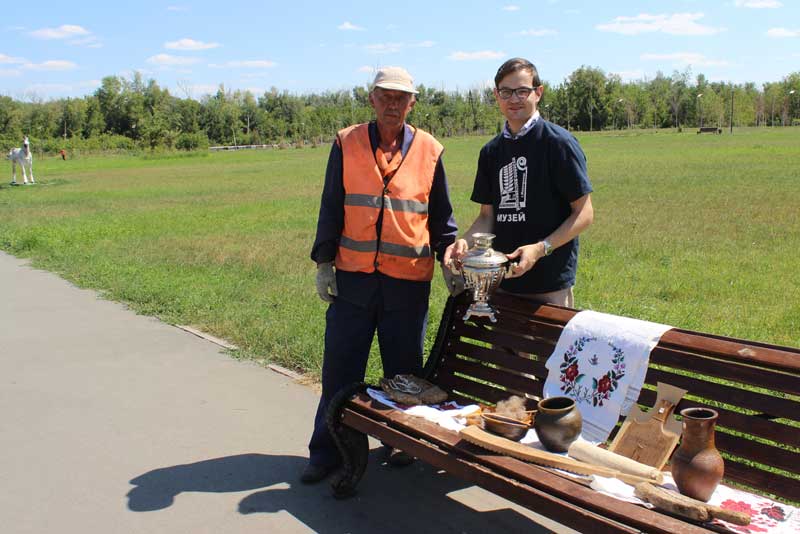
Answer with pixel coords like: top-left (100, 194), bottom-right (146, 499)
top-left (308, 291), bottom-right (428, 468)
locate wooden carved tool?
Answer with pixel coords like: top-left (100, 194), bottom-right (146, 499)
top-left (609, 382), bottom-right (687, 469)
top-left (459, 426), bottom-right (660, 486)
top-left (567, 440), bottom-right (664, 484)
top-left (634, 482), bottom-right (750, 526)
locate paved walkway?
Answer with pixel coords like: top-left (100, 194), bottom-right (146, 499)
top-left (0, 251), bottom-right (573, 534)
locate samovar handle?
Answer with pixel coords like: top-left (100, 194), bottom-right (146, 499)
top-left (447, 258), bottom-right (462, 275)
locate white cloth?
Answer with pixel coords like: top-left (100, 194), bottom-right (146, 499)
top-left (365, 388), bottom-right (480, 432)
top-left (543, 310), bottom-right (672, 443)
top-left (591, 473), bottom-right (800, 533)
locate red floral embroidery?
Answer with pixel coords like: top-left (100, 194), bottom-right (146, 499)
top-left (565, 363), bottom-right (579, 381)
top-left (721, 499), bottom-right (757, 516)
top-left (598, 375), bottom-right (612, 394)
top-left (761, 505), bottom-right (786, 522)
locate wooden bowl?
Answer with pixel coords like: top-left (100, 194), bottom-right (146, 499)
top-left (481, 413), bottom-right (532, 441)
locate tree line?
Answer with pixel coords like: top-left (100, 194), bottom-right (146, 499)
top-left (1, 67), bottom-right (798, 153)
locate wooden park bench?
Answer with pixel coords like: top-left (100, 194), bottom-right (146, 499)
top-left (698, 127), bottom-right (722, 134)
top-left (327, 292), bottom-right (800, 534)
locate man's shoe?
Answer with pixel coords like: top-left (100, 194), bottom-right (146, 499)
top-left (385, 446), bottom-right (415, 467)
top-left (300, 463), bottom-right (335, 484)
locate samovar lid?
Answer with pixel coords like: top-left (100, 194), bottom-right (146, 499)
top-left (461, 233), bottom-right (509, 268)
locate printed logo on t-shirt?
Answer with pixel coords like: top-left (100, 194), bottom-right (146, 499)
top-left (498, 156), bottom-right (527, 221)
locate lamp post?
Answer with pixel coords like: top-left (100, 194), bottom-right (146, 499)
top-left (697, 93), bottom-right (703, 128)
top-left (544, 103), bottom-right (551, 121)
top-left (616, 98), bottom-right (624, 130)
top-left (789, 90), bottom-right (796, 126)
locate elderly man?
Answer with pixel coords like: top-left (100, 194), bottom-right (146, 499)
top-left (304, 66), bottom-right (458, 483)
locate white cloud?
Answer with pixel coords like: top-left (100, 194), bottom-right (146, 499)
top-left (69, 36), bottom-right (103, 48)
top-left (358, 65), bottom-right (377, 73)
top-left (165, 38), bottom-right (221, 51)
top-left (503, 5), bottom-right (520, 11)
top-left (519, 29), bottom-right (557, 37)
top-left (641, 52), bottom-right (728, 67)
top-left (146, 54), bottom-right (201, 66)
top-left (767, 28), bottom-right (799, 38)
top-left (17, 79), bottom-right (99, 97)
top-left (0, 53), bottom-right (26, 64)
top-left (735, 0), bottom-right (782, 7)
top-left (338, 21), bottom-right (365, 31)
top-left (365, 40), bottom-right (436, 54)
top-left (596, 13), bottom-right (724, 36)
top-left (0, 68), bottom-right (22, 77)
top-left (366, 42), bottom-right (403, 54)
top-left (448, 50), bottom-right (506, 61)
top-left (23, 60), bottom-right (78, 71)
top-left (30, 24), bottom-right (90, 39)
top-left (209, 60), bottom-right (277, 68)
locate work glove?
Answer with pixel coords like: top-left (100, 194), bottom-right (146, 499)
top-left (441, 263), bottom-right (466, 297)
top-left (315, 262), bottom-right (338, 302)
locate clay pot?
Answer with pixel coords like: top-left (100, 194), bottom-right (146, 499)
top-left (671, 407), bottom-right (725, 502)
top-left (534, 396), bottom-right (582, 452)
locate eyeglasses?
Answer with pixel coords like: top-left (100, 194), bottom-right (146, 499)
top-left (497, 86), bottom-right (537, 100)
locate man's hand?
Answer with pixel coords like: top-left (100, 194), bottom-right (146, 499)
top-left (441, 263), bottom-right (466, 296)
top-left (442, 238), bottom-right (470, 270)
top-left (315, 262), bottom-right (338, 302)
top-left (505, 242), bottom-right (546, 279)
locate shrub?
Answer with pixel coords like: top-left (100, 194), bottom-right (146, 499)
top-left (175, 132), bottom-right (210, 151)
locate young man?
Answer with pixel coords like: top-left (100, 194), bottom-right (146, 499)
top-left (305, 66), bottom-right (458, 483)
top-left (443, 58), bottom-right (593, 306)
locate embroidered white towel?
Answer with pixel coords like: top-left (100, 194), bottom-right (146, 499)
top-left (542, 310), bottom-right (672, 443)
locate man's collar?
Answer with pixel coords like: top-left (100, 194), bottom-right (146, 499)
top-left (502, 111), bottom-right (541, 140)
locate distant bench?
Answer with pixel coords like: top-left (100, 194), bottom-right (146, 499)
top-left (698, 127), bottom-right (722, 134)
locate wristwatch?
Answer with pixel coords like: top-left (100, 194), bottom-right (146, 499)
top-left (542, 239), bottom-right (554, 256)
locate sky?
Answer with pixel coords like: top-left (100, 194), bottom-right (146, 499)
top-left (1, 0), bottom-right (799, 101)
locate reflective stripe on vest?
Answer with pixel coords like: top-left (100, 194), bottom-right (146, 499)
top-left (335, 123), bottom-right (443, 281)
top-left (344, 193), bottom-right (429, 214)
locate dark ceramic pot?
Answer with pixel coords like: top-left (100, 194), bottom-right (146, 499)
top-left (671, 407), bottom-right (725, 502)
top-left (534, 396), bottom-right (582, 453)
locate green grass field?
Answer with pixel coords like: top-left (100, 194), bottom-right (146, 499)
top-left (1, 127), bottom-right (798, 381)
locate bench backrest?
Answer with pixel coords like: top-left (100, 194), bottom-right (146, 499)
top-left (425, 293), bottom-right (800, 503)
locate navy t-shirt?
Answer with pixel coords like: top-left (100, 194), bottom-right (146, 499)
top-left (471, 119), bottom-right (593, 294)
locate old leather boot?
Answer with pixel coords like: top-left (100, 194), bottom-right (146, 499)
top-left (385, 446), bottom-right (415, 467)
top-left (300, 462), bottom-right (336, 484)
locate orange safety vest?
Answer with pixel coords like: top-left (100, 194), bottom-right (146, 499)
top-left (335, 123), bottom-right (443, 282)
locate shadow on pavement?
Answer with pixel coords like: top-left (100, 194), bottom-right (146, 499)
top-left (128, 451), bottom-right (552, 533)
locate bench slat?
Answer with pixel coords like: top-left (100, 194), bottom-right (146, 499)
top-left (714, 430), bottom-right (800, 477)
top-left (722, 458), bottom-right (800, 502)
top-left (454, 322), bottom-right (555, 359)
top-left (448, 339), bottom-right (546, 377)
top-left (645, 368), bottom-right (799, 421)
top-left (650, 346), bottom-right (800, 396)
top-left (435, 372), bottom-right (530, 405)
top-left (513, 303), bottom-right (800, 373)
top-left (443, 355), bottom-right (541, 400)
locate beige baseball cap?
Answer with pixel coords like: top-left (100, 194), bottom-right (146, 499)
top-left (372, 66), bottom-right (418, 94)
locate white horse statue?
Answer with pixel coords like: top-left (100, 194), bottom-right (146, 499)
top-left (8, 136), bottom-right (35, 186)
